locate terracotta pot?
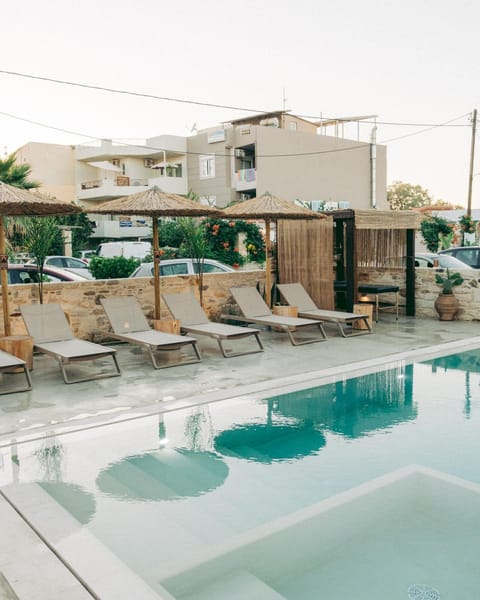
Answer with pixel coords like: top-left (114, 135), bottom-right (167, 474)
top-left (434, 293), bottom-right (459, 321)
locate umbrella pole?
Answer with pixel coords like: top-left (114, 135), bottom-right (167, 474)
top-left (0, 218), bottom-right (11, 336)
top-left (265, 219), bottom-right (272, 307)
top-left (152, 217), bottom-right (161, 320)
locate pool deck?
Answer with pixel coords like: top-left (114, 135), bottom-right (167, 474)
top-left (1, 314), bottom-right (480, 599)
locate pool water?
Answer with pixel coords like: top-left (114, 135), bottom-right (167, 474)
top-left (1, 346), bottom-right (480, 599)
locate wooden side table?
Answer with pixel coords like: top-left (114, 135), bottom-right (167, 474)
top-left (152, 319), bottom-right (181, 335)
top-left (0, 335), bottom-right (34, 371)
top-left (352, 304), bottom-right (374, 330)
top-left (272, 305), bottom-right (298, 331)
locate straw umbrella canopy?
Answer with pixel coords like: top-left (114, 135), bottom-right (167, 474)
top-left (0, 181), bottom-right (82, 336)
top-left (222, 191), bottom-right (326, 306)
top-left (93, 187), bottom-right (220, 320)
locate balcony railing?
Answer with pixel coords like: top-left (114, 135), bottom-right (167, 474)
top-left (78, 175), bottom-right (188, 200)
top-left (235, 168), bottom-right (257, 191)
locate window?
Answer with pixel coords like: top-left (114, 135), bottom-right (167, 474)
top-left (199, 155), bottom-right (215, 179)
top-left (161, 263), bottom-right (189, 276)
top-left (288, 121), bottom-right (297, 131)
top-left (195, 262), bottom-right (226, 273)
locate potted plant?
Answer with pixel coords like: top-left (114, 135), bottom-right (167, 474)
top-left (434, 269), bottom-right (464, 320)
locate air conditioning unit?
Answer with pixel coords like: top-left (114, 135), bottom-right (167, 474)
top-left (111, 159), bottom-right (121, 167)
top-left (235, 148), bottom-right (246, 158)
top-left (239, 193), bottom-right (250, 202)
top-left (144, 158), bottom-right (154, 167)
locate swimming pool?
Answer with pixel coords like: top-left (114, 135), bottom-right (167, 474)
top-left (1, 344), bottom-right (480, 599)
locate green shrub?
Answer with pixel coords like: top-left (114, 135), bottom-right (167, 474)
top-left (89, 256), bottom-right (139, 279)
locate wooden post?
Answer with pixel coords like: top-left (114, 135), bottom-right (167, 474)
top-left (265, 219), bottom-right (272, 307)
top-left (0, 217), bottom-right (11, 337)
top-left (152, 216), bottom-right (161, 320)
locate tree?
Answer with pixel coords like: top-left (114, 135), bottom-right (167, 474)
top-left (420, 216), bottom-right (453, 252)
top-left (55, 213), bottom-right (95, 255)
top-left (387, 181), bottom-right (432, 211)
top-left (177, 217), bottom-right (210, 307)
top-left (0, 152), bottom-right (40, 189)
top-left (23, 217), bottom-right (61, 303)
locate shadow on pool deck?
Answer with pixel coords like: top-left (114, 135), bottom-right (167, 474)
top-left (1, 315), bottom-right (479, 442)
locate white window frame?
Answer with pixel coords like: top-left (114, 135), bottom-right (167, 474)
top-left (199, 154), bottom-right (215, 179)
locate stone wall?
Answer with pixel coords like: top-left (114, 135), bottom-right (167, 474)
top-left (358, 267), bottom-right (480, 321)
top-left (5, 266), bottom-right (480, 339)
top-left (4, 271), bottom-right (265, 340)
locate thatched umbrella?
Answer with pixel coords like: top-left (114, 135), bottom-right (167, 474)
top-left (222, 191), bottom-right (325, 306)
top-left (0, 182), bottom-right (82, 336)
top-left (94, 187), bottom-right (220, 320)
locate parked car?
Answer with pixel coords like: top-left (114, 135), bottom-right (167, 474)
top-left (96, 241), bottom-right (152, 260)
top-left (385, 253), bottom-right (477, 274)
top-left (439, 246), bottom-right (480, 269)
top-left (415, 252), bottom-right (478, 274)
top-left (8, 264), bottom-right (92, 284)
top-left (130, 258), bottom-right (235, 278)
top-left (27, 256), bottom-right (94, 279)
top-left (78, 250), bottom-right (96, 263)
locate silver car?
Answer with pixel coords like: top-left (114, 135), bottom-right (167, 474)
top-left (130, 258), bottom-right (234, 277)
top-left (27, 255), bottom-right (94, 279)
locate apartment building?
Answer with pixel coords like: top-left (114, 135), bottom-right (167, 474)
top-left (15, 142), bottom-right (76, 203)
top-left (14, 111), bottom-right (387, 238)
top-left (187, 111), bottom-right (387, 209)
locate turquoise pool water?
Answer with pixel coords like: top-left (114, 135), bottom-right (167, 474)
top-left (1, 346), bottom-right (480, 599)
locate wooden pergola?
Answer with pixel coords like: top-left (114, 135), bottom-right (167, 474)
top-left (331, 209), bottom-right (422, 314)
top-left (277, 209), bottom-right (422, 316)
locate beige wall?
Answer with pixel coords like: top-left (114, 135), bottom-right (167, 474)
top-left (187, 133), bottom-right (236, 206)
top-left (15, 143), bottom-right (76, 202)
top-left (4, 271), bottom-right (265, 339)
top-left (255, 127), bottom-right (387, 209)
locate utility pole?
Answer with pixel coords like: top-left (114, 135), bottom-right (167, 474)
top-left (467, 108), bottom-right (477, 217)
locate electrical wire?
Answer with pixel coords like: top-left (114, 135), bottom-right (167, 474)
top-left (0, 69), bottom-right (472, 128)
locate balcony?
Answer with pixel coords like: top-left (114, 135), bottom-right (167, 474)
top-left (77, 175), bottom-right (188, 201)
top-left (235, 168), bottom-right (257, 192)
top-left (75, 136), bottom-right (187, 160)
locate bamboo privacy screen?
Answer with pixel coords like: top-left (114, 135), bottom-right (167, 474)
top-left (355, 229), bottom-right (406, 268)
top-left (277, 217), bottom-right (334, 309)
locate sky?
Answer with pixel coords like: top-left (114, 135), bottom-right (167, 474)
top-left (1, 0), bottom-right (480, 207)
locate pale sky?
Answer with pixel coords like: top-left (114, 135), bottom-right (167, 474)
top-left (1, 0), bottom-right (479, 206)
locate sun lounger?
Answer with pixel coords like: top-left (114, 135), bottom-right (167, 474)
top-left (20, 303), bottom-right (121, 384)
top-left (100, 296), bottom-right (201, 368)
top-left (0, 349), bottom-right (32, 395)
top-left (162, 292), bottom-right (264, 358)
top-left (277, 283), bottom-right (372, 337)
top-left (228, 286), bottom-right (328, 346)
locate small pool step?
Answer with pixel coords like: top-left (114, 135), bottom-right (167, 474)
top-left (180, 569), bottom-right (286, 600)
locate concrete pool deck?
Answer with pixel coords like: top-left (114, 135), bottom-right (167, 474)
top-left (1, 314), bottom-right (480, 599)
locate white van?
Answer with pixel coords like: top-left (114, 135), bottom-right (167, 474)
top-left (96, 241), bottom-right (152, 260)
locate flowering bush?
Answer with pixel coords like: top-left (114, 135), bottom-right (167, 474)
top-left (459, 214), bottom-right (475, 234)
top-left (204, 218), bottom-right (265, 266)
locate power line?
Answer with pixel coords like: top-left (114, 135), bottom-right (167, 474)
top-left (0, 108), bottom-right (470, 159)
top-left (0, 69), bottom-right (471, 128)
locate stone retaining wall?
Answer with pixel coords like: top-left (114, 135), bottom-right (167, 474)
top-left (5, 266), bottom-right (480, 339)
top-left (4, 271), bottom-right (265, 340)
top-left (358, 267), bottom-right (480, 321)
